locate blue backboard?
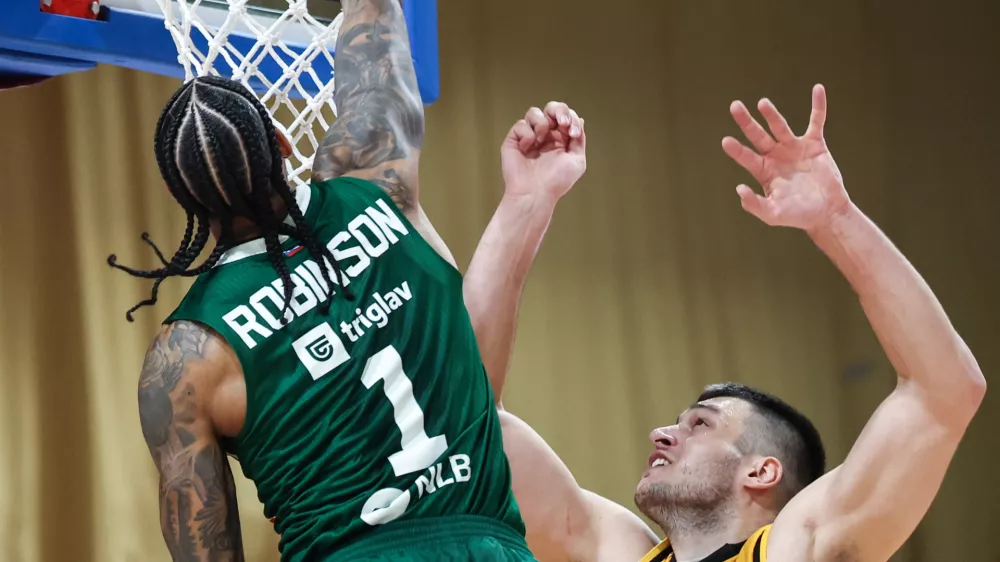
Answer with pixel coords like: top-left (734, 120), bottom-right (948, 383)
top-left (0, 0), bottom-right (439, 103)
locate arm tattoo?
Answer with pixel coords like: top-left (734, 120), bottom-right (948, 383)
top-left (139, 321), bottom-right (245, 561)
top-left (312, 0), bottom-right (424, 210)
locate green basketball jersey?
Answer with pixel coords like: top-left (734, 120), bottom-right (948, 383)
top-left (166, 177), bottom-right (527, 561)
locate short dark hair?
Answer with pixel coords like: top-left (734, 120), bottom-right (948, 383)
top-left (108, 76), bottom-right (349, 321)
top-left (699, 382), bottom-right (826, 504)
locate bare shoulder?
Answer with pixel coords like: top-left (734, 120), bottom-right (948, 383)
top-left (139, 321), bottom-right (247, 560)
top-left (137, 321), bottom-right (231, 450)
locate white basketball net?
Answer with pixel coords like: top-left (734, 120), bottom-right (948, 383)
top-left (155, 0), bottom-right (345, 188)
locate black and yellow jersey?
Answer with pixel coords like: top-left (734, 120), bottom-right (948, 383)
top-left (640, 525), bottom-right (770, 562)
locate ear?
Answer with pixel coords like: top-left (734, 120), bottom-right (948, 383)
top-left (274, 127), bottom-right (293, 159)
top-left (743, 456), bottom-right (783, 491)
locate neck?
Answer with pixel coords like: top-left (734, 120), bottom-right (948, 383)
top-left (657, 505), bottom-right (771, 562)
top-left (210, 220), bottom-right (267, 244)
top-left (208, 188), bottom-right (291, 243)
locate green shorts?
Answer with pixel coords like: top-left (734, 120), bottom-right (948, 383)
top-left (328, 515), bottom-right (536, 562)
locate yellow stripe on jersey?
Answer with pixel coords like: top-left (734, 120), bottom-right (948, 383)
top-left (756, 525), bottom-right (769, 561)
top-left (638, 525), bottom-right (771, 562)
top-left (639, 538), bottom-right (672, 562)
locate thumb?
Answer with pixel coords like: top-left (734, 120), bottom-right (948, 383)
top-left (736, 185), bottom-right (775, 224)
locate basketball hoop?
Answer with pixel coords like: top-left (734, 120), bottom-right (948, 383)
top-left (0, 0), bottom-right (438, 170)
top-left (154, 0), bottom-right (344, 188)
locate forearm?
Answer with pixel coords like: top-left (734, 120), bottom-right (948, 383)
top-left (159, 508), bottom-right (245, 562)
top-left (465, 192), bottom-right (558, 402)
top-left (313, 0), bottom-right (423, 200)
top-left (810, 203), bottom-right (985, 408)
top-left (157, 444), bottom-right (245, 561)
top-left (335, 0), bottom-right (421, 110)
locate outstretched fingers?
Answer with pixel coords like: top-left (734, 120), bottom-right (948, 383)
top-left (730, 101), bottom-right (776, 153)
top-left (807, 84), bottom-right (827, 138)
top-left (722, 136), bottom-right (767, 184)
top-left (758, 98), bottom-right (796, 142)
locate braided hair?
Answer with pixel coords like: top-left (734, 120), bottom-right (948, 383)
top-left (108, 75), bottom-right (349, 322)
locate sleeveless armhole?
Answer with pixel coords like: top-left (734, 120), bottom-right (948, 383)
top-left (751, 525), bottom-right (771, 562)
top-left (167, 306), bottom-right (260, 460)
top-left (317, 176), bottom-right (464, 281)
top-left (158, 312), bottom-right (245, 456)
top-left (640, 539), bottom-right (673, 562)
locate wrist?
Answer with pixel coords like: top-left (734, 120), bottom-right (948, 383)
top-left (499, 188), bottom-right (560, 217)
top-left (808, 201), bottom-right (864, 248)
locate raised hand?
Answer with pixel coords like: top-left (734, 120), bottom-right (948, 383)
top-left (502, 102), bottom-right (587, 201)
top-left (722, 84), bottom-right (851, 233)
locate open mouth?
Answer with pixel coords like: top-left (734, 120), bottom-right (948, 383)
top-left (647, 451), bottom-right (672, 468)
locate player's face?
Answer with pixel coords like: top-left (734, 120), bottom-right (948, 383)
top-left (634, 397), bottom-right (751, 518)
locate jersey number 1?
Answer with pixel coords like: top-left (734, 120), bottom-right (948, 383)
top-left (359, 346), bottom-right (448, 525)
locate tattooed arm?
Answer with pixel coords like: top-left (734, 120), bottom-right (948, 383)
top-left (138, 321), bottom-right (244, 562)
top-left (312, 0), bottom-right (422, 208)
top-left (310, 0), bottom-right (457, 265)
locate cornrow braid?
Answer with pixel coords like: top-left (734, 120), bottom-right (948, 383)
top-left (283, 192), bottom-right (352, 308)
top-left (108, 75), bottom-right (349, 321)
top-left (113, 214), bottom-right (208, 322)
top-left (205, 76), bottom-right (352, 308)
top-left (173, 219), bottom-right (221, 277)
top-left (199, 76), bottom-right (353, 308)
top-left (141, 232), bottom-right (170, 266)
top-left (108, 214), bottom-right (207, 279)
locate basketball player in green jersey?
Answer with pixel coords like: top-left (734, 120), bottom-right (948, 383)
top-left (107, 1), bottom-right (587, 561)
top-left (466, 86), bottom-right (987, 562)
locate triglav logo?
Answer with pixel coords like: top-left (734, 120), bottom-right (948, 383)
top-left (305, 334), bottom-right (335, 362)
top-left (293, 323), bottom-right (350, 380)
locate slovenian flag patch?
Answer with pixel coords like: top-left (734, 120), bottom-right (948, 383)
top-left (284, 245), bottom-right (304, 258)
